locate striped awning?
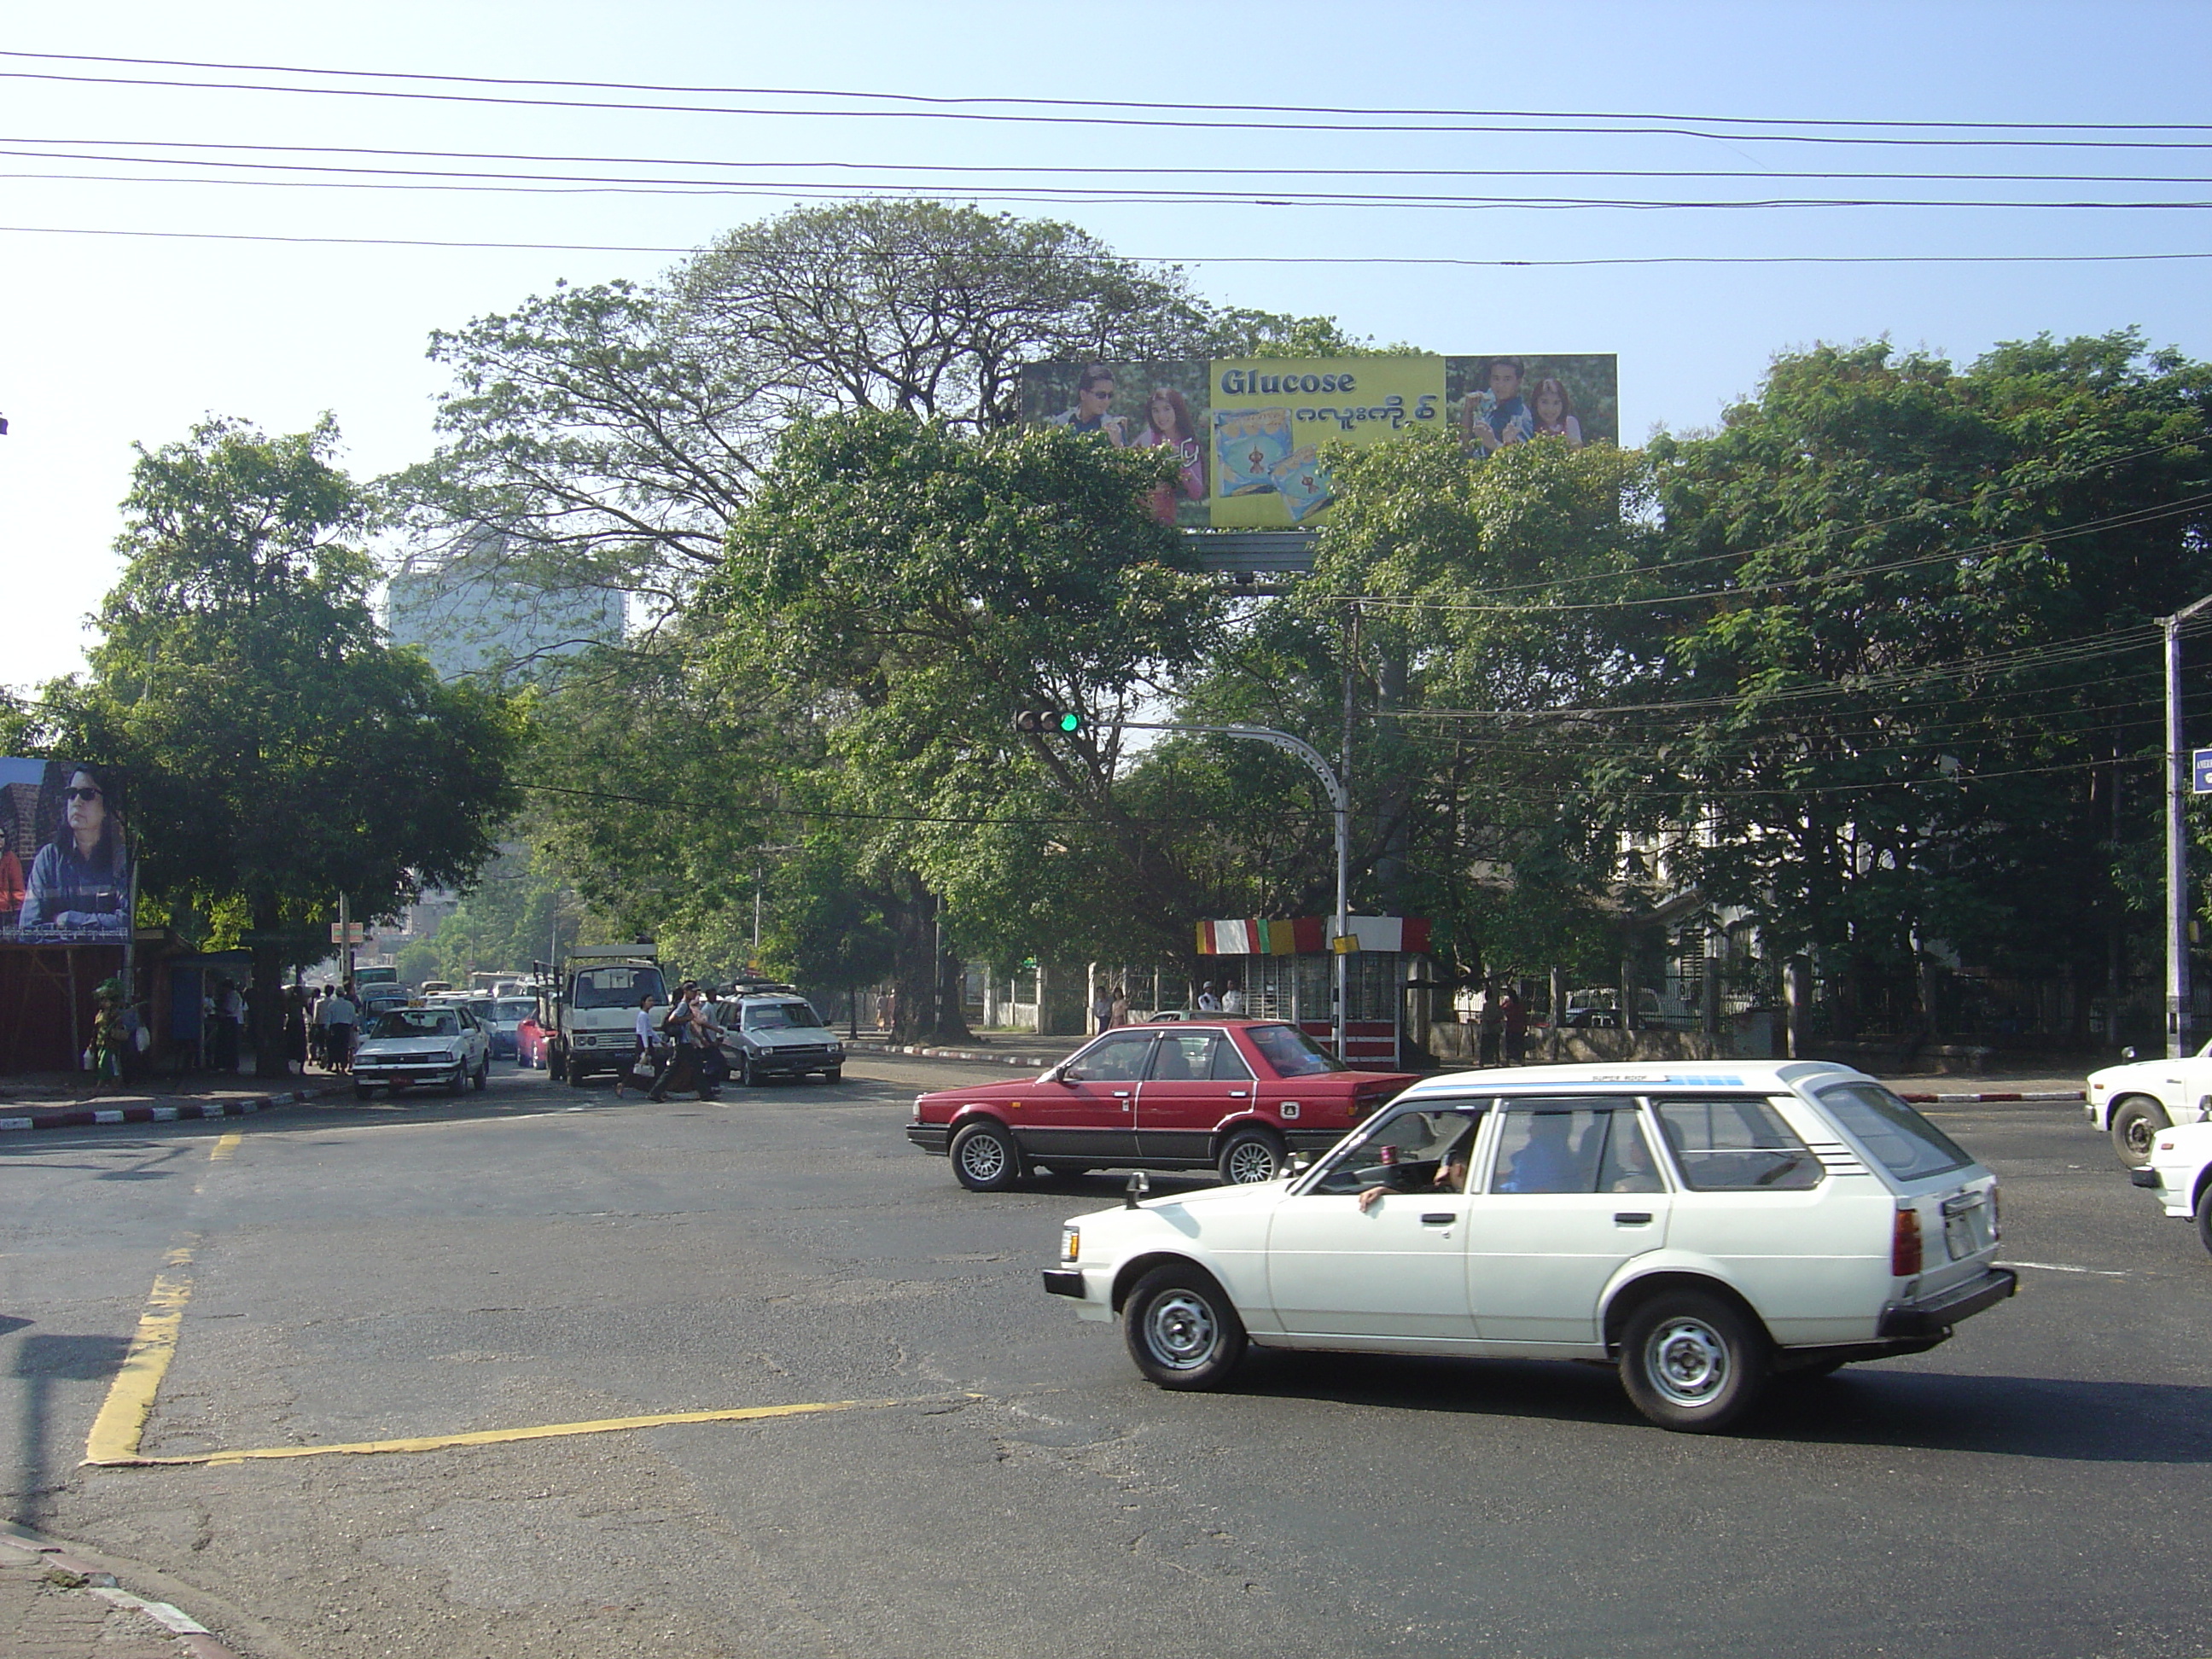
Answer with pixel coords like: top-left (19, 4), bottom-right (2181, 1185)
top-left (1196, 916), bottom-right (1431, 956)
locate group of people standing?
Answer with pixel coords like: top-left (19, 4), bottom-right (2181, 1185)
top-left (294, 983), bottom-right (358, 1074)
top-left (1475, 982), bottom-right (1529, 1068)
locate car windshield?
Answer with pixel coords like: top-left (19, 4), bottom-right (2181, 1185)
top-left (1244, 1023), bottom-right (1345, 1077)
top-left (370, 1010), bottom-right (459, 1039)
top-left (742, 1001), bottom-right (822, 1030)
top-left (494, 999), bottom-right (535, 1022)
top-left (465, 998), bottom-right (495, 1020)
top-left (573, 965), bottom-right (666, 1010)
top-left (1815, 1081), bottom-right (1973, 1181)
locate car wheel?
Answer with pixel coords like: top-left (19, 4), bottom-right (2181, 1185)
top-left (737, 1051), bottom-right (756, 1087)
top-left (473, 1059), bottom-right (489, 1092)
top-left (949, 1121), bottom-right (1022, 1192)
top-left (2110, 1097), bottom-right (2168, 1168)
top-left (2195, 1183), bottom-right (2212, 1258)
top-left (548, 1045), bottom-right (567, 1082)
top-left (1122, 1264), bottom-right (1247, 1391)
top-left (1618, 1289), bottom-right (1769, 1433)
top-left (446, 1065), bottom-right (467, 1096)
top-left (1216, 1126), bottom-right (1286, 1185)
top-left (821, 1068), bottom-right (841, 1083)
top-left (568, 1057), bottom-right (593, 1087)
top-left (352, 1081), bottom-right (375, 1100)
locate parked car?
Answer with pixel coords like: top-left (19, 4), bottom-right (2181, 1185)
top-left (1561, 987), bottom-right (1694, 1030)
top-left (2129, 1117), bottom-right (2212, 1254)
top-left (474, 995), bottom-right (535, 1060)
top-left (351, 1005), bottom-right (492, 1098)
top-left (909, 1021), bottom-right (1419, 1190)
top-left (515, 1011), bottom-right (549, 1069)
top-left (2086, 1043), bottom-right (2212, 1167)
top-left (711, 992), bottom-right (845, 1086)
top-left (1041, 1060), bottom-right (2015, 1433)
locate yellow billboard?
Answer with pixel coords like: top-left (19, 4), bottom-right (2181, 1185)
top-left (1207, 357), bottom-right (1445, 527)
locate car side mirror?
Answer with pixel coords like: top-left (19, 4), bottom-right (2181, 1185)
top-left (2122, 1046), bottom-right (2138, 1062)
top-left (1048, 1064), bottom-right (1076, 1084)
top-left (1124, 1170), bottom-right (1150, 1208)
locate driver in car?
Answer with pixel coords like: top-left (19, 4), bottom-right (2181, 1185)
top-left (1357, 1113), bottom-right (1481, 1212)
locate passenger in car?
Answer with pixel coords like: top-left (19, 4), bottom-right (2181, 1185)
top-left (1496, 1112), bottom-right (1579, 1193)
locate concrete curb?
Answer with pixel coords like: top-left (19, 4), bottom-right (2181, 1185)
top-left (870, 1042), bottom-right (1068, 1070)
top-left (0, 1528), bottom-right (242, 1658)
top-left (0, 1082), bottom-right (346, 1136)
top-left (1894, 1089), bottom-right (2087, 1103)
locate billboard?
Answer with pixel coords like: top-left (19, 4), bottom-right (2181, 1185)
top-left (0, 759), bottom-right (132, 944)
top-left (1020, 354), bottom-right (1618, 530)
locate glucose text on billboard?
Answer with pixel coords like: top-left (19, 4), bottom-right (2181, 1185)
top-left (1020, 353), bottom-right (1618, 530)
top-left (0, 758), bottom-right (132, 945)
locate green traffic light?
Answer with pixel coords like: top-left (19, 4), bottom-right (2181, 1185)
top-left (1057, 712), bottom-right (1081, 734)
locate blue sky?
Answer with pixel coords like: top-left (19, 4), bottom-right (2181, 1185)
top-left (3, 0), bottom-right (2208, 686)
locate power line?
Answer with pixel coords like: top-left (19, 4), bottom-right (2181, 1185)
top-left (5, 221), bottom-right (2209, 267)
top-left (6, 52), bottom-right (2211, 148)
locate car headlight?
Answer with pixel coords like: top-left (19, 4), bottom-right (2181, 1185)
top-left (1060, 1227), bottom-right (1080, 1263)
top-left (829, 1041), bottom-right (844, 1055)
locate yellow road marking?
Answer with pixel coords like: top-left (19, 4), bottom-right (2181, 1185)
top-left (82, 1243), bottom-right (197, 1466)
top-left (208, 1132), bottom-right (242, 1161)
top-left (90, 1394), bottom-right (948, 1468)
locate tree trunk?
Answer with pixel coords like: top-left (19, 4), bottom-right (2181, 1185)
top-left (249, 897), bottom-right (288, 1079)
top-left (929, 941), bottom-right (974, 1043)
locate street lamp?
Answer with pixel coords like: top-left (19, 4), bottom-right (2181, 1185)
top-left (2163, 595), bottom-right (2212, 1057)
top-left (1121, 722), bottom-right (1350, 1062)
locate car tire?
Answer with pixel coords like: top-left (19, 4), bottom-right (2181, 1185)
top-left (2110, 1097), bottom-right (2168, 1168)
top-left (568, 1057), bottom-right (593, 1087)
top-left (736, 1051), bottom-right (757, 1087)
top-left (473, 1059), bottom-right (489, 1092)
top-left (548, 1046), bottom-right (567, 1083)
top-left (1619, 1289), bottom-right (1769, 1433)
top-left (1122, 1263), bottom-right (1247, 1391)
top-left (353, 1080), bottom-right (375, 1100)
top-left (821, 1068), bottom-right (841, 1083)
top-left (949, 1121), bottom-right (1022, 1192)
top-left (2195, 1182), bottom-right (2212, 1258)
top-left (446, 1065), bottom-right (467, 1096)
top-left (1216, 1126), bottom-right (1286, 1185)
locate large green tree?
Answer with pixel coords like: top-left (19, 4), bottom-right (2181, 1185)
top-left (1647, 332), bottom-right (2212, 1035)
top-left (60, 417), bottom-right (524, 1074)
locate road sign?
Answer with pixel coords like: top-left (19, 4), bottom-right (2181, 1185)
top-left (330, 922), bottom-right (370, 945)
top-left (2196, 749), bottom-right (2212, 795)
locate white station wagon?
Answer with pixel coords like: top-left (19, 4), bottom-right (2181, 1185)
top-left (1045, 1061), bottom-right (2016, 1431)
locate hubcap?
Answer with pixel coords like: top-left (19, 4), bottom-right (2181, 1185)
top-left (958, 1135), bottom-right (1006, 1182)
top-left (1646, 1317), bottom-right (1730, 1406)
top-left (1143, 1290), bottom-right (1218, 1369)
top-left (1224, 1140), bottom-right (1277, 1183)
top-left (2122, 1113), bottom-right (2154, 1156)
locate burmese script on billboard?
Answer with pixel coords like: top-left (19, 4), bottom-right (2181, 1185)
top-left (1020, 354), bottom-right (1619, 529)
top-left (0, 757), bottom-right (133, 944)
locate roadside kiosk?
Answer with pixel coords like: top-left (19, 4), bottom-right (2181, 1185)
top-left (1195, 915), bottom-right (1432, 1069)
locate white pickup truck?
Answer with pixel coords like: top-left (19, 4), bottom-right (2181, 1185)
top-left (2085, 1043), bottom-right (2212, 1167)
top-left (2130, 1118), bottom-right (2212, 1255)
top-left (545, 945), bottom-right (667, 1086)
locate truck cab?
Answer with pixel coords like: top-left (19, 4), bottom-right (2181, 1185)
top-left (540, 946), bottom-right (667, 1086)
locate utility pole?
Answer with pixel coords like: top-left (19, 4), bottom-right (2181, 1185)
top-left (1123, 722), bottom-right (1350, 1062)
top-left (2163, 595), bottom-right (2212, 1057)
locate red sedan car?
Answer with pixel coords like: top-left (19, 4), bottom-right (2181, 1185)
top-left (906, 1020), bottom-right (1418, 1191)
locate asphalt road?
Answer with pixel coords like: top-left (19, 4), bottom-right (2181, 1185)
top-left (3, 1056), bottom-right (2208, 1659)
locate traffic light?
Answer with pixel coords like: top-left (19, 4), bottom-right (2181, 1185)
top-left (1015, 708), bottom-right (1084, 736)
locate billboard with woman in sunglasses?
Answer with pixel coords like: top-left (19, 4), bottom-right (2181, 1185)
top-left (2, 759), bottom-right (132, 941)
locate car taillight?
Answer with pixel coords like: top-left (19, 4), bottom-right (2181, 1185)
top-left (1891, 1207), bottom-right (1923, 1278)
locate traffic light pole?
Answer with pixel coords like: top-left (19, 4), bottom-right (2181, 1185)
top-left (1122, 723), bottom-right (1349, 1063)
top-left (2163, 594), bottom-right (2212, 1057)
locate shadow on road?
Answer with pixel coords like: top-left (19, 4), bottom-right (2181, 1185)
top-left (9, 1333), bottom-right (130, 1528)
top-left (1231, 1349), bottom-right (2212, 1464)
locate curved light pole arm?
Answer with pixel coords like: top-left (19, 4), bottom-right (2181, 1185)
top-left (1124, 722), bottom-right (1350, 1062)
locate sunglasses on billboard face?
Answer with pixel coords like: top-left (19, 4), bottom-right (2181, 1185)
top-left (65, 787), bottom-right (103, 801)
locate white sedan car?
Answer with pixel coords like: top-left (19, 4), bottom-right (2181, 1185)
top-left (2130, 1118), bottom-right (2212, 1254)
top-left (351, 1006), bottom-right (492, 1098)
top-left (1045, 1062), bottom-right (2015, 1433)
top-left (2086, 1044), bottom-right (2212, 1167)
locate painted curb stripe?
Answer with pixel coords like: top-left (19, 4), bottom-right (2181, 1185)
top-left (82, 1243), bottom-right (196, 1466)
top-left (93, 1394), bottom-right (928, 1467)
top-left (0, 1086), bottom-right (335, 1136)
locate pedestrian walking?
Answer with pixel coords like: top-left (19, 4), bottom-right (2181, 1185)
top-left (88, 982), bottom-right (126, 1093)
top-left (1220, 981), bottom-right (1246, 1016)
top-left (1478, 983), bottom-right (1503, 1068)
top-left (1110, 984), bottom-right (1131, 1029)
top-left (210, 977), bottom-right (244, 1072)
top-left (310, 984), bottom-right (331, 1068)
top-left (1196, 981), bottom-right (1221, 1012)
top-left (1091, 985), bottom-right (1114, 1034)
top-left (649, 982), bottom-right (713, 1101)
top-left (615, 992), bottom-right (657, 1097)
top-left (283, 986), bottom-right (309, 1076)
top-left (324, 983), bottom-right (357, 1073)
top-left (1501, 986), bottom-right (1528, 1067)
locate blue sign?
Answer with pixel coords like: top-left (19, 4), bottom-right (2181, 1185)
top-left (2196, 749), bottom-right (2212, 795)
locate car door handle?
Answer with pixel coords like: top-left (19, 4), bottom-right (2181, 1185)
top-left (1113, 1091), bottom-right (1131, 1097)
top-left (1228, 1090), bottom-right (1248, 1097)
top-left (1420, 1212), bottom-right (1456, 1225)
top-left (1614, 1212), bottom-right (1654, 1225)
